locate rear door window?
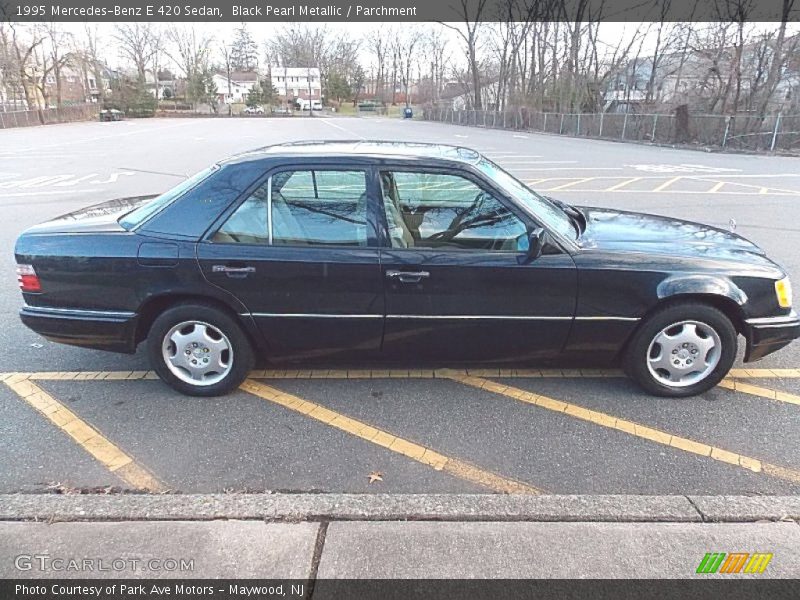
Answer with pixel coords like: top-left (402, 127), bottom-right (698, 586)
top-left (213, 169), bottom-right (369, 247)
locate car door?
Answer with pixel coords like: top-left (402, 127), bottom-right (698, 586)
top-left (378, 166), bottom-right (578, 362)
top-left (197, 164), bottom-right (384, 360)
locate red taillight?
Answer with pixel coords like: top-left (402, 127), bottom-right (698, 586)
top-left (16, 264), bottom-right (42, 292)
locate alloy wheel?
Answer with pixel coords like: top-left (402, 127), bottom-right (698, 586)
top-left (161, 320), bottom-right (233, 386)
top-left (646, 320), bottom-right (722, 388)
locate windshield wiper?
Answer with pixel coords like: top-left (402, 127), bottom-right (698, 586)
top-left (547, 196), bottom-right (585, 236)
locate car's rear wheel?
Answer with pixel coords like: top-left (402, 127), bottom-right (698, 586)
top-left (147, 303), bottom-right (254, 396)
top-left (623, 302), bottom-right (737, 397)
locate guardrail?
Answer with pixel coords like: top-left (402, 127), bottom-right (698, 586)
top-left (0, 104), bottom-right (99, 129)
top-left (422, 107), bottom-right (800, 152)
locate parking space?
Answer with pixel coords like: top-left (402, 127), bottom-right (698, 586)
top-left (3, 369), bottom-right (799, 495)
top-left (3, 116), bottom-right (800, 496)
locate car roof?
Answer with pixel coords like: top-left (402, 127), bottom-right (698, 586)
top-left (222, 140), bottom-right (484, 166)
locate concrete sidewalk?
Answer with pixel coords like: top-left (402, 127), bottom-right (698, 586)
top-left (0, 494), bottom-right (799, 579)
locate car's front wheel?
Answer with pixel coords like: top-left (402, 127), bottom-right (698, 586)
top-left (147, 303), bottom-right (254, 396)
top-left (623, 302), bottom-right (737, 397)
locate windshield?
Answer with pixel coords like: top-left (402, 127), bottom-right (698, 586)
top-left (477, 158), bottom-right (576, 240)
top-left (118, 166), bottom-right (217, 230)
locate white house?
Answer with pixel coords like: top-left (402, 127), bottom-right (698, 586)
top-left (270, 67), bottom-right (321, 101)
top-left (213, 71), bottom-right (259, 104)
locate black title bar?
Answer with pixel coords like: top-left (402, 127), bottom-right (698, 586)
top-left (3, 579), bottom-right (800, 600)
top-left (1, 0), bottom-right (800, 22)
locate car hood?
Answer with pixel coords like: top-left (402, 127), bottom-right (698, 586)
top-left (576, 207), bottom-right (765, 258)
top-left (22, 195), bottom-right (156, 234)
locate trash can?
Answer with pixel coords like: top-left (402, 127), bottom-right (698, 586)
top-left (403, 107), bottom-right (413, 119)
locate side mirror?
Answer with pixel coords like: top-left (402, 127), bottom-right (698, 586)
top-left (524, 227), bottom-right (546, 263)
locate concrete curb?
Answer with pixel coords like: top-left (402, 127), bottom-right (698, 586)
top-left (0, 494), bottom-right (798, 523)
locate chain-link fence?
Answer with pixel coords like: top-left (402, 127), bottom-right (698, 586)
top-left (422, 107), bottom-right (800, 152)
top-left (0, 104), bottom-right (100, 129)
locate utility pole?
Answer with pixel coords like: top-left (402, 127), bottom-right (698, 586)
top-left (222, 44), bottom-right (232, 116)
top-left (307, 66), bottom-right (313, 117)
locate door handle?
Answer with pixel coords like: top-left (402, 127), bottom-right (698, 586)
top-left (212, 265), bottom-right (256, 278)
top-left (385, 269), bottom-right (430, 283)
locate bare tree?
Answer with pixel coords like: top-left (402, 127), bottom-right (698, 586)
top-left (9, 24), bottom-right (44, 109)
top-left (441, 0), bottom-right (490, 109)
top-left (114, 23), bottom-right (158, 81)
top-left (756, 0), bottom-right (797, 116)
top-left (419, 26), bottom-right (449, 103)
top-left (166, 25), bottom-right (214, 108)
top-left (714, 0), bottom-right (758, 114)
top-left (0, 23), bottom-right (26, 109)
top-left (43, 23), bottom-right (73, 107)
top-left (367, 26), bottom-right (389, 102)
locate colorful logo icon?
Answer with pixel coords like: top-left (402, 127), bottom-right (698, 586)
top-left (696, 552), bottom-right (772, 574)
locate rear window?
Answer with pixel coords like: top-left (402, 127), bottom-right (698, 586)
top-left (118, 166), bottom-right (217, 230)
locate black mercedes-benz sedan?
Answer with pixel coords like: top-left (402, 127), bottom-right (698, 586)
top-left (15, 141), bottom-right (800, 397)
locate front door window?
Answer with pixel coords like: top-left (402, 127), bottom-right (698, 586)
top-left (380, 171), bottom-right (528, 252)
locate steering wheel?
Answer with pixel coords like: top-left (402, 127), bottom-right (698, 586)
top-left (427, 191), bottom-right (491, 243)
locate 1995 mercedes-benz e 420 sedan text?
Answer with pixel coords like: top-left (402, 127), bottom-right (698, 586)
top-left (15, 141), bottom-right (800, 397)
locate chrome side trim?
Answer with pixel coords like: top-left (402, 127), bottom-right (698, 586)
top-left (243, 312), bottom-right (639, 322)
top-left (574, 316), bottom-right (641, 322)
top-left (22, 306), bottom-right (136, 319)
top-left (245, 313), bottom-right (383, 319)
top-left (745, 313), bottom-right (799, 327)
top-left (387, 315), bottom-right (638, 321)
top-left (387, 315), bottom-right (639, 321)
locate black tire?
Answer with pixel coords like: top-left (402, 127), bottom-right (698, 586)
top-left (623, 301), bottom-right (737, 397)
top-left (147, 302), bottom-right (254, 397)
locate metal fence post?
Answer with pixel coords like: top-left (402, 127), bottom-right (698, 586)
top-left (722, 116), bottom-right (731, 148)
top-left (651, 114), bottom-right (658, 141)
top-left (576, 113), bottom-right (581, 136)
top-left (598, 111), bottom-right (604, 137)
top-left (543, 112), bottom-right (547, 132)
top-left (770, 112), bottom-right (782, 151)
top-left (559, 113), bottom-right (565, 134)
top-left (621, 112), bottom-right (628, 140)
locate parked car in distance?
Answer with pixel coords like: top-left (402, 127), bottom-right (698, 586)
top-left (243, 105), bottom-right (265, 115)
top-left (15, 141), bottom-right (799, 397)
top-left (295, 98), bottom-right (322, 111)
top-left (99, 109), bottom-right (124, 121)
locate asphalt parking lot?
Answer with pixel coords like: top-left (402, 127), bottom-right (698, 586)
top-left (2, 116), bottom-right (800, 496)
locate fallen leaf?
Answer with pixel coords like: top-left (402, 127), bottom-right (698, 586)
top-left (368, 471), bottom-right (383, 484)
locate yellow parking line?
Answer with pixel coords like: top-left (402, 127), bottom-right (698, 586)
top-left (652, 176), bottom-right (682, 192)
top-left (240, 379), bottom-right (540, 494)
top-left (444, 372), bottom-right (800, 485)
top-left (719, 379), bottom-right (800, 406)
top-left (605, 177), bottom-right (641, 191)
top-left (707, 181), bottom-right (726, 193)
top-left (728, 368), bottom-right (800, 378)
top-left (690, 177), bottom-right (800, 196)
top-left (3, 375), bottom-right (165, 492)
top-left (544, 178), bottom-right (595, 191)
